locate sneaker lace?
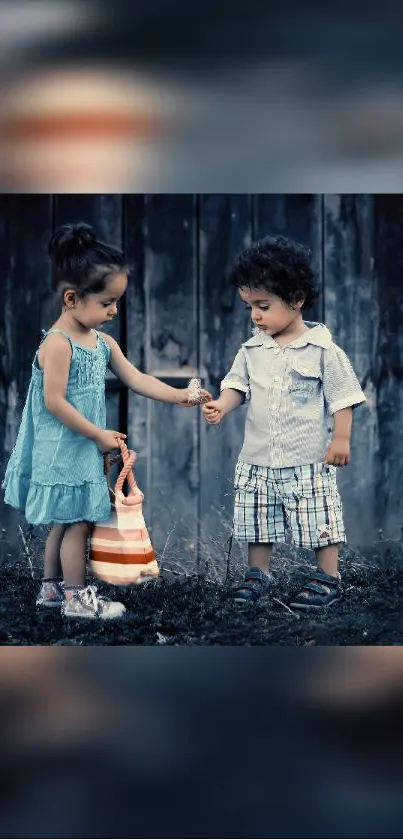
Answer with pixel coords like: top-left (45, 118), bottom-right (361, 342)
top-left (80, 585), bottom-right (99, 611)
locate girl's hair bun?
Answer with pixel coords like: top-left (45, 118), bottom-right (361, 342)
top-left (48, 220), bottom-right (127, 294)
top-left (70, 222), bottom-right (97, 248)
top-left (48, 222), bottom-right (96, 260)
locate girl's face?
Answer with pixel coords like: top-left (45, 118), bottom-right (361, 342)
top-left (239, 286), bottom-right (303, 337)
top-left (66, 271), bottom-right (128, 329)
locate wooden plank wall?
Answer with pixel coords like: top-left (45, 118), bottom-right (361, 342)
top-left (373, 197), bottom-right (403, 538)
top-left (0, 195), bottom-right (53, 543)
top-left (0, 194), bottom-right (402, 564)
top-left (52, 195), bottom-right (124, 437)
top-left (199, 195), bottom-right (253, 569)
top-left (323, 195), bottom-right (378, 539)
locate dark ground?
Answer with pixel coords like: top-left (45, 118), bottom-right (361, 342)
top-left (1, 535), bottom-right (403, 645)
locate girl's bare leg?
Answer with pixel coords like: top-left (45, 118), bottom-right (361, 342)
top-left (43, 524), bottom-right (66, 579)
top-left (60, 521), bottom-right (92, 592)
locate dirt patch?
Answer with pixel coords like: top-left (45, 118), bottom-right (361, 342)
top-left (1, 538), bottom-right (403, 645)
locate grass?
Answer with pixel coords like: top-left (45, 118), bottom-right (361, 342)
top-left (0, 520), bottom-right (403, 645)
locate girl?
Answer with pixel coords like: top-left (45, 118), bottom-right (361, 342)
top-left (2, 222), bottom-right (210, 621)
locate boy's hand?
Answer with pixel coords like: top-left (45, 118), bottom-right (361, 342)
top-left (324, 438), bottom-right (350, 466)
top-left (202, 400), bottom-right (225, 425)
top-left (178, 386), bottom-right (212, 407)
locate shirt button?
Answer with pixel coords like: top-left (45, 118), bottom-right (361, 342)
top-left (274, 348), bottom-right (280, 355)
top-left (274, 375), bottom-right (281, 382)
top-left (271, 406), bottom-right (277, 412)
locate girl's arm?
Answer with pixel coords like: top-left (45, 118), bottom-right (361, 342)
top-left (101, 333), bottom-right (211, 405)
top-left (42, 334), bottom-right (124, 449)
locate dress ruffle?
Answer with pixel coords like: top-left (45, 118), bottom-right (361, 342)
top-left (3, 467), bottom-right (111, 525)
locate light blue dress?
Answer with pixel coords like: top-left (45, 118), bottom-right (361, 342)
top-left (2, 328), bottom-right (112, 525)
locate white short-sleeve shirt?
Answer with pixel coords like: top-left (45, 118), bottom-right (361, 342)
top-left (220, 321), bottom-right (366, 468)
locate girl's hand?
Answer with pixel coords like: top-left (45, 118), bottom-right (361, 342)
top-left (95, 429), bottom-right (126, 453)
top-left (202, 400), bottom-right (224, 425)
top-left (178, 386), bottom-right (212, 407)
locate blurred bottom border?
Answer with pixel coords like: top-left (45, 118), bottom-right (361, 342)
top-left (1, 647), bottom-right (403, 838)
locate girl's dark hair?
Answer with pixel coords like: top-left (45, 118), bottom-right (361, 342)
top-left (48, 222), bottom-right (127, 296)
top-left (228, 234), bottom-right (319, 310)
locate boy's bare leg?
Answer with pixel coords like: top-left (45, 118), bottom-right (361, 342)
top-left (315, 544), bottom-right (339, 578)
top-left (248, 543), bottom-right (273, 574)
top-left (231, 543), bottom-right (273, 602)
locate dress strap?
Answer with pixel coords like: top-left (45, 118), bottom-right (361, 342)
top-left (40, 328), bottom-right (74, 349)
top-left (95, 330), bottom-right (112, 362)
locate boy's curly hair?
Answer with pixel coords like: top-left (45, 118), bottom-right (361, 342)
top-left (228, 234), bottom-right (319, 310)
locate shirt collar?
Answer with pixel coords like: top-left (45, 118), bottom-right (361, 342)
top-left (242, 321), bottom-right (332, 350)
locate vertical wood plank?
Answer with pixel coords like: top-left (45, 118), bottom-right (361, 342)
top-left (373, 196), bottom-right (403, 539)
top-left (255, 194), bottom-right (324, 323)
top-left (0, 195), bottom-right (53, 542)
top-left (144, 195), bottom-right (199, 565)
top-left (323, 195), bottom-right (377, 543)
top-left (53, 195), bottom-right (124, 438)
top-left (198, 195), bottom-right (253, 574)
top-left (0, 197), bottom-right (10, 476)
top-left (125, 195), bottom-right (148, 501)
top-left (53, 195), bottom-right (123, 344)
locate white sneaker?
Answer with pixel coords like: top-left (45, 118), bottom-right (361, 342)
top-left (36, 580), bottom-right (65, 608)
top-left (61, 585), bottom-right (126, 620)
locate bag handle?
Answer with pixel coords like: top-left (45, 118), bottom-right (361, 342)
top-left (104, 438), bottom-right (138, 496)
top-left (104, 450), bottom-right (122, 477)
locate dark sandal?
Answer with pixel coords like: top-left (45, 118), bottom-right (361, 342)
top-left (230, 567), bottom-right (271, 604)
top-left (290, 570), bottom-right (342, 610)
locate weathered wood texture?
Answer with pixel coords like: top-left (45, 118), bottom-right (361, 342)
top-left (373, 197), bottom-right (403, 538)
top-left (141, 195), bottom-right (199, 562)
top-left (323, 195), bottom-right (378, 543)
top-left (124, 196), bottom-right (148, 499)
top-left (254, 194), bottom-right (324, 324)
top-left (198, 195), bottom-right (252, 567)
top-left (0, 194), bottom-right (402, 561)
top-left (53, 195), bottom-right (124, 435)
top-left (51, 195), bottom-right (125, 490)
top-left (0, 196), bottom-right (53, 539)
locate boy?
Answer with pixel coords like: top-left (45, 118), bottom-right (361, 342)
top-left (202, 235), bottom-right (366, 609)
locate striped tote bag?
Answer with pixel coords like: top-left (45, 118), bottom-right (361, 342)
top-left (90, 438), bottom-right (159, 585)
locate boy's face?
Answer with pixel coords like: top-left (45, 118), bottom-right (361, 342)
top-left (239, 286), bottom-right (303, 336)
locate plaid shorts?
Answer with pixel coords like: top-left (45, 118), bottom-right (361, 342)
top-left (233, 460), bottom-right (346, 549)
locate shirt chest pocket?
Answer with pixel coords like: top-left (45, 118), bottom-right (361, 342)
top-left (288, 359), bottom-right (322, 409)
